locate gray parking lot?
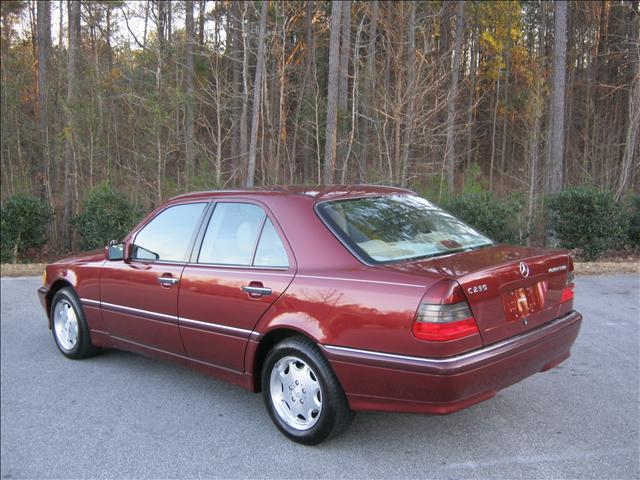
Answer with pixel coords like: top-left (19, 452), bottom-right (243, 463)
top-left (1, 275), bottom-right (638, 479)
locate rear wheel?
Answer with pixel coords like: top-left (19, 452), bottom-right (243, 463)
top-left (261, 336), bottom-right (354, 445)
top-left (50, 287), bottom-right (100, 359)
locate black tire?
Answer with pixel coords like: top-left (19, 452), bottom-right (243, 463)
top-left (261, 335), bottom-right (354, 445)
top-left (50, 287), bottom-right (100, 359)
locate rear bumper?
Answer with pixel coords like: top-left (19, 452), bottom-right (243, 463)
top-left (322, 310), bottom-right (582, 415)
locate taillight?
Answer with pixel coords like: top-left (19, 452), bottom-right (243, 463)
top-left (561, 270), bottom-right (574, 303)
top-left (412, 280), bottom-right (479, 342)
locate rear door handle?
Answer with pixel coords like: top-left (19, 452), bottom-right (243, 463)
top-left (241, 285), bottom-right (272, 297)
top-left (158, 276), bottom-right (179, 286)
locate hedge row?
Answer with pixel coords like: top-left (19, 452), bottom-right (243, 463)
top-left (1, 186), bottom-right (638, 262)
top-left (442, 187), bottom-right (639, 260)
top-left (1, 186), bottom-right (143, 262)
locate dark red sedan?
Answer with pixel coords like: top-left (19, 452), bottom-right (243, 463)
top-left (38, 186), bottom-right (581, 444)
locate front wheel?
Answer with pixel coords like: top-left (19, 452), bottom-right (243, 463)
top-left (50, 287), bottom-right (100, 359)
top-left (261, 336), bottom-right (354, 445)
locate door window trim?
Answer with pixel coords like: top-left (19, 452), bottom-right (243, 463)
top-left (189, 199), bottom-right (294, 271)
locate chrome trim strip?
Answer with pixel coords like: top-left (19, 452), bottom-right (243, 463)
top-left (100, 301), bottom-right (177, 323)
top-left (185, 266), bottom-right (292, 276)
top-left (82, 299), bottom-right (264, 340)
top-left (323, 312), bottom-right (579, 366)
top-left (250, 331), bottom-right (263, 340)
top-left (89, 329), bottom-right (109, 335)
top-left (80, 298), bottom-right (101, 307)
top-left (179, 317), bottom-right (253, 338)
top-left (296, 275), bottom-right (425, 288)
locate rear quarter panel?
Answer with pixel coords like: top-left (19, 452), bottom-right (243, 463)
top-left (253, 268), bottom-right (484, 358)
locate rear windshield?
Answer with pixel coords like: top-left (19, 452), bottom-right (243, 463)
top-left (317, 194), bottom-right (493, 264)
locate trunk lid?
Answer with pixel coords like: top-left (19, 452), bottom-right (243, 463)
top-left (382, 245), bottom-right (574, 345)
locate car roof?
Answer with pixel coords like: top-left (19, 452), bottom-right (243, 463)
top-left (169, 185), bottom-right (415, 203)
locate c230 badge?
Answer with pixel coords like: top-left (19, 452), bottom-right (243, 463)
top-left (467, 284), bottom-right (488, 295)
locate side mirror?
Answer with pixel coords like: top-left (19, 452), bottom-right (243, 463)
top-left (107, 241), bottom-right (125, 261)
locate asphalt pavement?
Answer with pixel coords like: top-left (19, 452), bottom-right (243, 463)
top-left (1, 274), bottom-right (638, 479)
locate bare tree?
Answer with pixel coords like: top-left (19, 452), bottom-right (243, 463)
top-left (62, 0), bottom-right (81, 249)
top-left (323, 1), bottom-right (343, 184)
top-left (616, 16), bottom-right (639, 200)
top-left (336, 0), bottom-right (351, 175)
top-left (338, 0), bottom-right (351, 112)
top-left (443, 0), bottom-right (465, 192)
top-left (184, 0), bottom-right (195, 188)
top-left (400, 1), bottom-right (417, 187)
top-left (240, 2), bottom-right (249, 174)
top-left (36, 0), bottom-right (51, 206)
top-left (197, 0), bottom-right (205, 47)
top-left (185, 0), bottom-right (195, 187)
top-left (229, 0), bottom-right (242, 164)
top-left (546, 0), bottom-right (568, 195)
top-left (291, 0), bottom-right (315, 183)
top-left (246, 0), bottom-right (268, 187)
top-left (359, 0), bottom-right (379, 180)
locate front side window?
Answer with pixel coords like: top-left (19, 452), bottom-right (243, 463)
top-left (317, 195), bottom-right (493, 264)
top-left (132, 203), bottom-right (206, 262)
top-left (198, 203), bottom-right (289, 268)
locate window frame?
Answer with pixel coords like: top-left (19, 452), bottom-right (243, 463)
top-left (189, 198), bottom-right (294, 271)
top-left (129, 200), bottom-right (211, 265)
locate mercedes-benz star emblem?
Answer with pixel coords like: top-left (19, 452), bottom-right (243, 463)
top-left (519, 261), bottom-right (530, 278)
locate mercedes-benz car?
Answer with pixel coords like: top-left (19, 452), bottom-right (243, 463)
top-left (38, 185), bottom-right (582, 444)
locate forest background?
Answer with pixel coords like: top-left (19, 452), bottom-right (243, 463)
top-left (1, 0), bottom-right (638, 262)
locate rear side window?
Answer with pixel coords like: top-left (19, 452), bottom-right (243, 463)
top-left (198, 203), bottom-right (289, 268)
top-left (132, 203), bottom-right (206, 262)
top-left (254, 219), bottom-right (289, 268)
top-left (198, 203), bottom-right (265, 265)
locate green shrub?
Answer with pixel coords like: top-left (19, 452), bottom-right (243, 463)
top-left (441, 191), bottom-right (524, 244)
top-left (0, 194), bottom-right (53, 263)
top-left (545, 187), bottom-right (628, 260)
top-left (73, 186), bottom-right (144, 250)
top-left (626, 194), bottom-right (640, 248)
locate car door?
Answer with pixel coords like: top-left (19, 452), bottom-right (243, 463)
top-left (178, 200), bottom-right (296, 371)
top-left (100, 201), bottom-right (209, 354)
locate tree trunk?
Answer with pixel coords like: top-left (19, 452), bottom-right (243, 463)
top-left (143, 0), bottom-right (149, 49)
top-left (338, 0), bottom-right (351, 112)
top-left (444, 0), bottom-right (465, 192)
top-left (58, 0), bottom-right (63, 49)
top-left (400, 1), bottom-right (417, 187)
top-left (615, 21), bottom-right (639, 200)
top-left (62, 0), bottom-right (80, 250)
top-left (185, 0), bottom-right (195, 187)
top-left (198, 0), bottom-right (205, 47)
top-left (229, 1), bottom-right (242, 164)
top-left (36, 0), bottom-right (51, 206)
top-left (359, 0), bottom-right (379, 181)
top-left (240, 3), bottom-right (250, 175)
top-left (246, 0), bottom-right (268, 187)
top-left (292, 0), bottom-right (315, 183)
top-left (323, 1), bottom-right (343, 184)
top-left (546, 0), bottom-right (568, 195)
top-left (336, 0), bottom-right (351, 177)
top-left (465, 22), bottom-right (478, 169)
top-left (499, 11), bottom-right (513, 177)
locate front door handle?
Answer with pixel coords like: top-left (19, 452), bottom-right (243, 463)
top-left (158, 276), bottom-right (179, 286)
top-left (241, 285), bottom-right (272, 297)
